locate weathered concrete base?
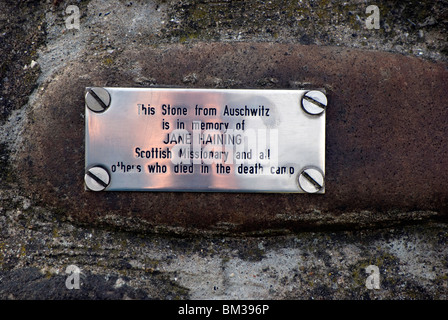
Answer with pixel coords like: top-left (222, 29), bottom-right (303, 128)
top-left (1, 189), bottom-right (447, 299)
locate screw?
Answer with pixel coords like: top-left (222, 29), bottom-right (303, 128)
top-left (301, 90), bottom-right (327, 115)
top-left (84, 166), bottom-right (110, 191)
top-left (85, 87), bottom-right (111, 112)
top-left (298, 168), bottom-right (324, 193)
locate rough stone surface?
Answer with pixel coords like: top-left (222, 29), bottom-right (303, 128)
top-left (13, 42), bottom-right (448, 234)
top-left (1, 191), bottom-right (447, 299)
top-left (1, 0), bottom-right (448, 299)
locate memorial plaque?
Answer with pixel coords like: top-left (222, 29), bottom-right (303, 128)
top-left (85, 88), bottom-right (326, 193)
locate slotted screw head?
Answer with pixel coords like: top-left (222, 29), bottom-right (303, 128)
top-left (85, 87), bottom-right (111, 112)
top-left (301, 90), bottom-right (327, 115)
top-left (85, 166), bottom-right (110, 191)
top-left (298, 168), bottom-right (324, 193)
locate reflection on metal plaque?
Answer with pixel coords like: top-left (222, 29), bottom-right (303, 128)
top-left (85, 88), bottom-right (326, 193)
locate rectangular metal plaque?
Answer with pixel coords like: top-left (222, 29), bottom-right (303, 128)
top-left (85, 88), bottom-right (325, 193)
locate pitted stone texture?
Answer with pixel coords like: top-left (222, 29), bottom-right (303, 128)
top-left (15, 43), bottom-right (448, 233)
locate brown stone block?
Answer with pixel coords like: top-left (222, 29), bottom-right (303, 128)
top-left (16, 43), bottom-right (448, 233)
